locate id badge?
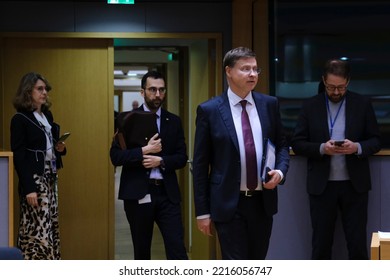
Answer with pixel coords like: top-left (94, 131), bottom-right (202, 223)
top-left (51, 159), bottom-right (57, 174)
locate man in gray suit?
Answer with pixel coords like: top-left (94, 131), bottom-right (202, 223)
top-left (192, 47), bottom-right (290, 260)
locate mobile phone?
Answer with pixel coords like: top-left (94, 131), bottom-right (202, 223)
top-left (264, 167), bottom-right (271, 183)
top-left (334, 140), bottom-right (345, 146)
top-left (58, 132), bottom-right (71, 142)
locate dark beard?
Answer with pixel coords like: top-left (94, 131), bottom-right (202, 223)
top-left (145, 99), bottom-right (163, 111)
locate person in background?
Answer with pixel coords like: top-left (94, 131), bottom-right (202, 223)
top-left (10, 72), bottom-right (67, 259)
top-left (192, 47), bottom-right (290, 260)
top-left (291, 58), bottom-right (381, 259)
top-left (114, 110), bottom-right (119, 132)
top-left (110, 71), bottom-right (188, 260)
top-left (132, 100), bottom-right (139, 110)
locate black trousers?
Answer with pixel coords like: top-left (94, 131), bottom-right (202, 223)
top-left (309, 180), bottom-right (369, 260)
top-left (214, 192), bottom-right (273, 260)
top-left (123, 183), bottom-right (188, 260)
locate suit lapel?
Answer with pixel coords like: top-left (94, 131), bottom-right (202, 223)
top-left (218, 93), bottom-right (239, 152)
top-left (253, 93), bottom-right (269, 140)
top-left (344, 92), bottom-right (353, 138)
top-left (159, 109), bottom-right (168, 139)
top-left (317, 94), bottom-right (331, 139)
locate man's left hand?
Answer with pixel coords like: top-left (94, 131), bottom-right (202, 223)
top-left (262, 170), bottom-right (281, 190)
top-left (143, 155), bottom-right (162, 168)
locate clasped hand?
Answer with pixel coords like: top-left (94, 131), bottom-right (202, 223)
top-left (142, 133), bottom-right (162, 154)
top-left (324, 139), bottom-right (358, 155)
top-left (142, 133), bottom-right (162, 168)
top-left (55, 141), bottom-right (66, 152)
top-left (262, 170), bottom-right (281, 190)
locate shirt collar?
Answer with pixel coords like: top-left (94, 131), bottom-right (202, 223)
top-left (227, 88), bottom-right (254, 107)
top-left (143, 105), bottom-right (161, 118)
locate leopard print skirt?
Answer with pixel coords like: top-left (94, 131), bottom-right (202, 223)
top-left (18, 163), bottom-right (61, 260)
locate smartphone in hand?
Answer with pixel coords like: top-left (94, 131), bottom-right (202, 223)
top-left (334, 140), bottom-right (345, 146)
top-left (58, 132), bottom-right (71, 142)
top-left (264, 167), bottom-right (272, 183)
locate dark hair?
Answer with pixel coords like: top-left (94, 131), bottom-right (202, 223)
top-left (322, 59), bottom-right (351, 81)
top-left (223, 47), bottom-right (256, 69)
top-left (13, 72), bottom-right (52, 112)
top-left (141, 71), bottom-right (166, 89)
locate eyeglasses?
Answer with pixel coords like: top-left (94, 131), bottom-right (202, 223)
top-left (145, 87), bottom-right (166, 94)
top-left (34, 86), bottom-right (50, 93)
top-left (239, 67), bottom-right (261, 75)
top-left (324, 83), bottom-right (348, 92)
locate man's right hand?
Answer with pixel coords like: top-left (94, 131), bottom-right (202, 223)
top-left (142, 133), bottom-right (162, 154)
top-left (197, 218), bottom-right (213, 236)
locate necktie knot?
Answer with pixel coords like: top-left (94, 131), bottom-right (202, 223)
top-left (240, 100), bottom-right (248, 109)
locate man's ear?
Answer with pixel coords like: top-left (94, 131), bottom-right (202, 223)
top-left (225, 66), bottom-right (232, 78)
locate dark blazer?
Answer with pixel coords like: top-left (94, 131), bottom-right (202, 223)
top-left (110, 105), bottom-right (188, 204)
top-left (10, 110), bottom-right (66, 196)
top-left (192, 91), bottom-right (290, 222)
top-left (291, 91), bottom-right (381, 195)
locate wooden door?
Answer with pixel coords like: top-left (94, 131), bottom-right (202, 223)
top-left (1, 36), bottom-right (114, 259)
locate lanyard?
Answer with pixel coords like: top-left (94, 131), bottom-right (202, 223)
top-left (326, 95), bottom-right (345, 138)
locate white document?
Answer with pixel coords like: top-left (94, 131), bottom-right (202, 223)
top-left (378, 231), bottom-right (390, 239)
top-left (261, 139), bottom-right (276, 181)
top-left (138, 194), bottom-right (151, 204)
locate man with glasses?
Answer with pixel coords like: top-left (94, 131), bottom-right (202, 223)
top-left (291, 59), bottom-right (381, 259)
top-left (110, 71), bottom-right (188, 259)
top-left (192, 47), bottom-right (290, 259)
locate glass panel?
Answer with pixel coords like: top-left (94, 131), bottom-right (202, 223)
top-left (273, 1), bottom-right (390, 147)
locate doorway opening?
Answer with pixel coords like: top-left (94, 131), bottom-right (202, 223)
top-left (111, 35), bottom-right (222, 260)
top-left (113, 46), bottom-right (183, 259)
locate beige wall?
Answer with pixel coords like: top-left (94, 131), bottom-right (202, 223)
top-left (188, 41), bottom-right (214, 259)
top-left (1, 35), bottom-right (115, 259)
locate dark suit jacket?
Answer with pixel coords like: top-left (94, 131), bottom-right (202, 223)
top-left (192, 91), bottom-right (290, 222)
top-left (110, 105), bottom-right (188, 204)
top-left (10, 110), bottom-right (66, 196)
top-left (291, 91), bottom-right (381, 195)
